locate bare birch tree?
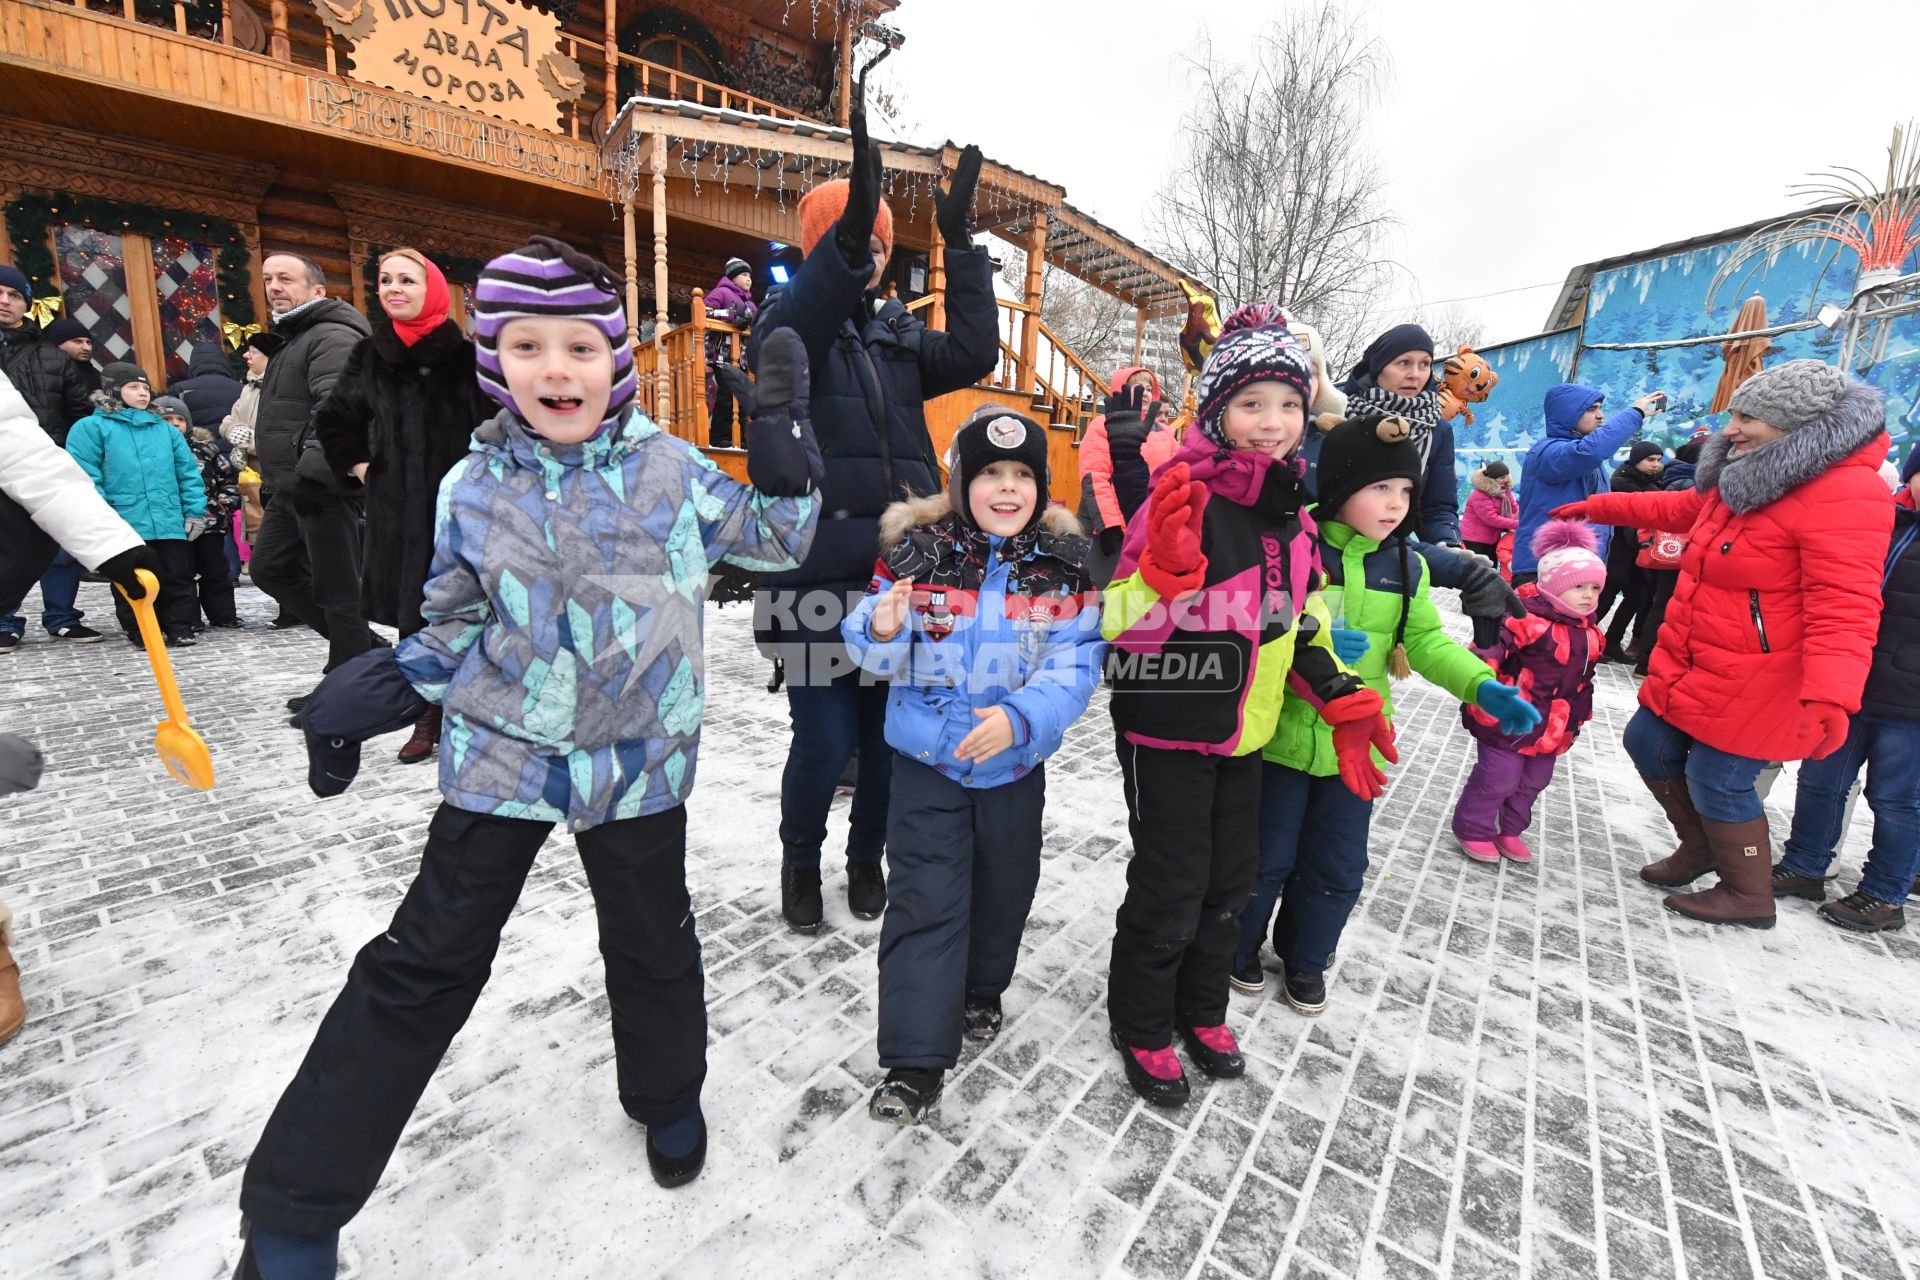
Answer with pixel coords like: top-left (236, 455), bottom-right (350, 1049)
top-left (1148, 3), bottom-right (1398, 372)
top-left (1418, 303), bottom-right (1490, 355)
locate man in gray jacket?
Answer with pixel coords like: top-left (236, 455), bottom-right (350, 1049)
top-left (248, 253), bottom-right (373, 690)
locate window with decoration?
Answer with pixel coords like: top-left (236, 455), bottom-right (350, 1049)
top-left (55, 226), bottom-right (225, 383)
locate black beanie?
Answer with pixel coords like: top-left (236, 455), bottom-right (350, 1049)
top-left (1314, 415), bottom-right (1425, 537)
top-left (1483, 460), bottom-right (1510, 480)
top-left (43, 317), bottom-right (88, 346)
top-left (946, 403), bottom-right (1049, 532)
top-left (99, 361), bottom-right (150, 394)
top-left (1627, 440), bottom-right (1663, 465)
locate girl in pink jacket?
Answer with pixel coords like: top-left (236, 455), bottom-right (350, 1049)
top-left (1460, 461), bottom-right (1518, 559)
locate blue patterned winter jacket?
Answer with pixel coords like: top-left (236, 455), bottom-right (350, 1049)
top-left (395, 407), bottom-right (818, 831)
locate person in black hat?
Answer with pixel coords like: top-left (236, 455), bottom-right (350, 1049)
top-left (1232, 415), bottom-right (1538, 1015)
top-left (1594, 440), bottom-right (1666, 662)
top-left (703, 256), bottom-right (758, 447)
top-left (840, 402), bottom-right (1103, 1125)
top-left (41, 317), bottom-right (101, 396)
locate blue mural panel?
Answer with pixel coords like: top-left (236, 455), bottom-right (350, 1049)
top-left (1447, 328), bottom-right (1580, 503)
top-left (1441, 227), bottom-right (1920, 501)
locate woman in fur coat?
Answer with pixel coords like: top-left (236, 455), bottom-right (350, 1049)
top-left (313, 248), bottom-right (493, 762)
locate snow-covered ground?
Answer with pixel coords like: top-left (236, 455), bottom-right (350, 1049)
top-left (1, 581), bottom-right (1916, 1279)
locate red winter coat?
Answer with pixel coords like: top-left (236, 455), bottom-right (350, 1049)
top-left (1582, 433), bottom-right (1892, 762)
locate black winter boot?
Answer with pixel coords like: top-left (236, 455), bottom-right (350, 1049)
top-left (869, 1068), bottom-right (944, 1125)
top-left (781, 865), bottom-right (823, 932)
top-left (846, 859), bottom-right (886, 919)
top-left (963, 992), bottom-right (1002, 1042)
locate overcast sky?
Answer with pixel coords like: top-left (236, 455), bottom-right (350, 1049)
top-left (877, 0), bottom-right (1917, 347)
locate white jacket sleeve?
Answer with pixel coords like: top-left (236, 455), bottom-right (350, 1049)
top-left (0, 370), bottom-right (142, 570)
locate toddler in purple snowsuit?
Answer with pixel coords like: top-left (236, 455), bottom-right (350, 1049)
top-left (1451, 520), bottom-right (1607, 863)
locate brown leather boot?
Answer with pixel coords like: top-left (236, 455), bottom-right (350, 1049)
top-left (1664, 816), bottom-right (1776, 928)
top-left (397, 705), bottom-right (443, 765)
top-left (1638, 776), bottom-right (1714, 887)
top-left (0, 942), bottom-right (23, 1046)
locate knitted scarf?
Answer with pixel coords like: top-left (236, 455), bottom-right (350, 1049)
top-left (1346, 386), bottom-right (1443, 465)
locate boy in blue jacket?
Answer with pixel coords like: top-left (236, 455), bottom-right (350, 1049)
top-left (65, 362), bottom-right (206, 647)
top-left (234, 238), bottom-right (821, 1279)
top-left (1512, 382), bottom-right (1664, 581)
top-left (842, 404), bottom-right (1103, 1125)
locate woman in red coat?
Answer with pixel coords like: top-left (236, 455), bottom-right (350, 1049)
top-left (1558, 360), bottom-right (1892, 928)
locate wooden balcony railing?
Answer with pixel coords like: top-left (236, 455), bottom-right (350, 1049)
top-left (612, 52), bottom-right (817, 123)
top-left (906, 295), bottom-right (1109, 433)
top-left (636, 289), bottom-right (748, 449)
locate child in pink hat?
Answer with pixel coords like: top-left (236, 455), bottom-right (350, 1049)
top-left (1450, 520), bottom-right (1607, 862)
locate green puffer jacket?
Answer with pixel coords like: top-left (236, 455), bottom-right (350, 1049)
top-left (1264, 519), bottom-right (1494, 776)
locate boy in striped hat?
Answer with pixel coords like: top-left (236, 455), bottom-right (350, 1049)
top-left (233, 238), bottom-right (822, 1277)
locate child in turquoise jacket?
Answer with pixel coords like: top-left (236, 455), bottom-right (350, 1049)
top-left (65, 362), bottom-right (205, 646)
top-left (841, 404), bottom-right (1102, 1126)
top-left (1234, 416), bottom-right (1540, 1016)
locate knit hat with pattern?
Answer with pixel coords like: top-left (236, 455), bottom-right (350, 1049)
top-left (472, 236), bottom-right (635, 436)
top-left (1192, 304), bottom-right (1316, 448)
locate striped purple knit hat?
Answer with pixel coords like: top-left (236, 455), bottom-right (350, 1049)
top-left (473, 236), bottom-right (636, 435)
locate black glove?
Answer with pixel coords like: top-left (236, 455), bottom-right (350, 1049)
top-left (1431, 545), bottom-right (1527, 621)
top-left (835, 75), bottom-right (885, 271)
top-left (1098, 525), bottom-right (1124, 558)
top-left (936, 144), bottom-right (983, 248)
top-left (1100, 384), bottom-right (1147, 423)
top-left (96, 543), bottom-right (161, 598)
top-left (738, 328), bottom-right (823, 498)
top-left (294, 648), bottom-right (431, 797)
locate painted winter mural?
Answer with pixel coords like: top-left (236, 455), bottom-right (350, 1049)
top-left (1448, 328), bottom-right (1580, 507)
top-left (1443, 225), bottom-right (1919, 505)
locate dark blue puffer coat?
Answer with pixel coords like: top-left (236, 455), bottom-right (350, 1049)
top-left (169, 342), bottom-right (245, 431)
top-left (749, 237), bottom-right (998, 649)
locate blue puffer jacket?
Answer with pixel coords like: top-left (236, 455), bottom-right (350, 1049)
top-left (751, 236), bottom-right (999, 648)
top-left (1513, 383), bottom-right (1645, 572)
top-left (841, 496), bottom-right (1104, 790)
top-left (65, 400), bottom-right (206, 540)
top-left (394, 407), bottom-right (818, 831)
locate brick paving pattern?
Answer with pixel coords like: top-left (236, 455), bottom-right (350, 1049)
top-left (2, 582), bottom-right (1917, 1278)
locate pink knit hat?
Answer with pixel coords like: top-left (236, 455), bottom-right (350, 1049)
top-left (1532, 519), bottom-right (1606, 614)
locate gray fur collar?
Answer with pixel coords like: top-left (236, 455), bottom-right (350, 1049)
top-left (1695, 382), bottom-right (1885, 514)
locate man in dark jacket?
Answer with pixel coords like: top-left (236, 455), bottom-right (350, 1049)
top-left (169, 340), bottom-right (244, 432)
top-left (751, 91), bottom-right (998, 931)
top-left (43, 317), bottom-right (101, 396)
top-left (248, 253), bottom-right (374, 685)
top-left (0, 266), bottom-right (106, 647)
top-left (1771, 497), bottom-right (1920, 931)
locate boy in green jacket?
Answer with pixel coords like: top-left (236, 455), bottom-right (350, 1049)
top-left (1232, 416), bottom-right (1541, 1016)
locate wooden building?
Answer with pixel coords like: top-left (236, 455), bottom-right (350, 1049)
top-left (0, 0), bottom-right (1195, 499)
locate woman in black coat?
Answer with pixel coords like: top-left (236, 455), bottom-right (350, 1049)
top-left (1595, 440), bottom-right (1665, 662)
top-left (313, 248), bottom-right (492, 762)
top-left (749, 88), bottom-right (998, 932)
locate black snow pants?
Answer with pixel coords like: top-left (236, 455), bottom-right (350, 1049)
top-left (1107, 736), bottom-right (1261, 1050)
top-left (240, 801), bottom-right (706, 1236)
top-left (876, 758), bottom-right (1046, 1070)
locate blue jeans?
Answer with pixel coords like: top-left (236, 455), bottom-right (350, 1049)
top-left (779, 669), bottom-right (891, 868)
top-left (1234, 762), bottom-right (1374, 977)
top-left (1, 549), bottom-right (83, 636)
top-left (1622, 707), bottom-right (1769, 823)
top-left (1780, 715), bottom-right (1920, 904)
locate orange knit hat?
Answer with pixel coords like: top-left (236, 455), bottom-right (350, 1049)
top-left (797, 179), bottom-right (894, 259)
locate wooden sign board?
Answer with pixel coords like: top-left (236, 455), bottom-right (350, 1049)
top-left (321, 0), bottom-right (582, 133)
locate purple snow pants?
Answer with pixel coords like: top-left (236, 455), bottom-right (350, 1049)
top-left (1452, 743), bottom-right (1559, 841)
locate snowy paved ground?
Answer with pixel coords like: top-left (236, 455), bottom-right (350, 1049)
top-left (3, 580), bottom-right (1918, 1280)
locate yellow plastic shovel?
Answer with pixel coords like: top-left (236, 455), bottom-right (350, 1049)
top-left (117, 568), bottom-right (216, 790)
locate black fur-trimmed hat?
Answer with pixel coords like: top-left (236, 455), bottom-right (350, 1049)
top-left (946, 403), bottom-right (1049, 532)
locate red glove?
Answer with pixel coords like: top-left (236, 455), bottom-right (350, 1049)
top-left (1139, 462), bottom-right (1209, 600)
top-left (1551, 501), bottom-right (1591, 521)
top-left (1321, 687), bottom-right (1398, 800)
top-left (1804, 701), bottom-right (1851, 760)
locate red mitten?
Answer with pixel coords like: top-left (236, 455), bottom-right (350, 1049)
top-left (1320, 688), bottom-right (1398, 800)
top-left (1550, 501), bottom-right (1591, 521)
top-left (1804, 701), bottom-right (1851, 760)
top-left (1139, 462), bottom-right (1209, 600)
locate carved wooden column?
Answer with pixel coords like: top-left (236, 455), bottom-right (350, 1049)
top-left (603, 0), bottom-right (617, 122)
top-left (650, 130), bottom-right (670, 427)
top-left (1017, 211), bottom-right (1047, 402)
top-left (268, 0), bottom-right (289, 61)
top-left (1133, 305), bottom-right (1147, 364)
